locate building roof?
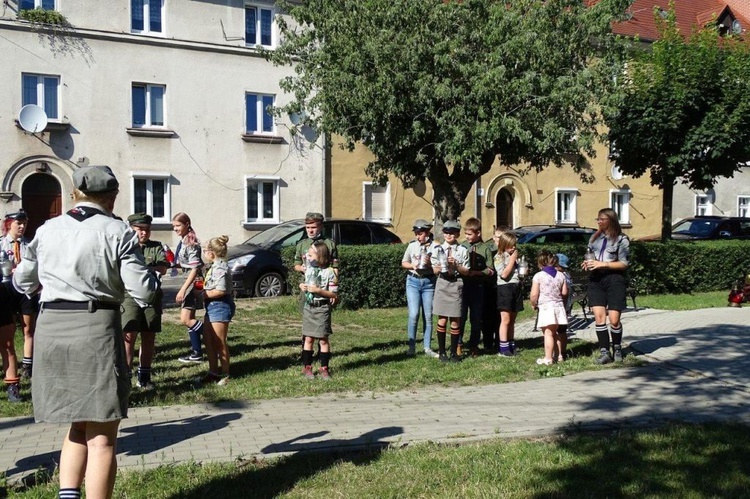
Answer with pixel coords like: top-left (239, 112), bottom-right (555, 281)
top-left (611, 0), bottom-right (750, 41)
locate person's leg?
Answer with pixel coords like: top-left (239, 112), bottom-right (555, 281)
top-left (59, 422), bottom-right (88, 492)
top-left (482, 283), bottom-right (497, 351)
top-left (83, 420), bottom-right (121, 499)
top-left (592, 306), bottom-right (612, 364)
top-left (459, 287), bottom-right (470, 349)
top-left (421, 279), bottom-right (436, 353)
top-left (20, 312), bottom-right (34, 376)
top-left (556, 325), bottom-right (568, 361)
top-left (123, 331), bottom-right (137, 371)
top-left (498, 310), bottom-right (512, 356)
top-left (211, 322), bottom-right (230, 376)
top-left (608, 309), bottom-right (623, 361)
top-left (302, 335), bottom-right (315, 378)
top-left (138, 331), bottom-right (156, 387)
top-left (405, 276), bottom-right (420, 354)
top-left (202, 317), bottom-right (219, 376)
top-left (542, 326), bottom-right (556, 363)
top-left (179, 308), bottom-right (203, 360)
top-left (449, 317), bottom-right (461, 361)
top-left (436, 317), bottom-right (448, 359)
top-left (1, 323), bottom-right (20, 401)
top-left (318, 337), bottom-right (331, 378)
top-left (468, 284), bottom-right (484, 353)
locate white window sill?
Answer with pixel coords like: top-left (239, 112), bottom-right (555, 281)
top-left (243, 220), bottom-right (280, 227)
top-left (127, 127), bottom-right (176, 138)
top-left (241, 133), bottom-right (284, 144)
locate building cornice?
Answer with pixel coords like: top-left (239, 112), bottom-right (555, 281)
top-left (0, 18), bottom-right (268, 58)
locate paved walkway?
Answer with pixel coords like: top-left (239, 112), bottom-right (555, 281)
top-left (2, 306), bottom-right (750, 484)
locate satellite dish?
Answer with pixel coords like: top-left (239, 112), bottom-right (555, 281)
top-left (611, 164), bottom-right (624, 180)
top-left (289, 111), bottom-right (308, 126)
top-left (300, 124), bottom-right (319, 143)
top-left (18, 104), bottom-right (48, 134)
top-left (733, 19), bottom-right (742, 35)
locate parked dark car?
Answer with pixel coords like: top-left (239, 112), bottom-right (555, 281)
top-left (228, 219), bottom-right (402, 297)
top-left (640, 216), bottom-right (750, 241)
top-left (513, 225), bottom-right (595, 245)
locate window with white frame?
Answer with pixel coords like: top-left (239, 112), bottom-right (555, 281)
top-left (739, 196), bottom-right (750, 218)
top-left (22, 73), bottom-right (59, 120)
top-left (363, 182), bottom-right (391, 222)
top-left (245, 176), bottom-right (279, 223)
top-left (132, 83), bottom-right (165, 127)
top-left (131, 0), bottom-right (164, 34)
top-left (245, 93), bottom-right (274, 134)
top-left (20, 0), bottom-right (55, 10)
top-left (555, 188), bottom-right (578, 224)
top-left (695, 194), bottom-right (712, 216)
top-left (610, 189), bottom-right (631, 224)
top-left (131, 172), bottom-right (170, 223)
top-left (245, 4), bottom-right (274, 47)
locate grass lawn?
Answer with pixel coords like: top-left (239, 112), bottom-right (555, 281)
top-left (0, 290), bottom-right (727, 418)
top-left (4, 422), bottom-right (749, 498)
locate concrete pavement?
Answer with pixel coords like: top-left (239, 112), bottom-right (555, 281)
top-left (2, 305), bottom-right (750, 485)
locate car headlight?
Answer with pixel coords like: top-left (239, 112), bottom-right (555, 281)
top-left (228, 254), bottom-right (255, 272)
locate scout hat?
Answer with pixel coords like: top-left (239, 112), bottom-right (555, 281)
top-left (4, 209), bottom-right (28, 221)
top-left (442, 220), bottom-right (461, 233)
top-left (128, 213), bottom-right (153, 228)
top-left (412, 219), bottom-right (432, 231)
top-left (305, 212), bottom-right (324, 223)
top-left (556, 253), bottom-right (570, 269)
top-left (73, 165), bottom-right (119, 194)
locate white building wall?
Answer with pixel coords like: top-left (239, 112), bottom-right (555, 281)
top-left (0, 0), bottom-right (322, 246)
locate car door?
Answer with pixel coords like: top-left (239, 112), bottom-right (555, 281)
top-left (337, 222), bottom-right (373, 245)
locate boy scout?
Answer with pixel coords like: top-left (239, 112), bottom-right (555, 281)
top-left (123, 213), bottom-right (169, 390)
top-left (459, 218), bottom-right (495, 356)
top-left (293, 212), bottom-right (339, 274)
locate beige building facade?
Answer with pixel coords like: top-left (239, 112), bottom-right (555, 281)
top-left (1, 0), bottom-right (323, 245)
top-left (329, 137), bottom-right (664, 242)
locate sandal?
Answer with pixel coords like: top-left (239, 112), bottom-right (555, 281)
top-left (536, 358), bottom-right (553, 366)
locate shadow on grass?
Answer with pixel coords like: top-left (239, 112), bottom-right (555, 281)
top-left (170, 426), bottom-right (403, 499)
top-left (530, 423), bottom-right (750, 498)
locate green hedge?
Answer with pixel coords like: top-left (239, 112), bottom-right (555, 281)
top-left (282, 240), bottom-right (749, 309)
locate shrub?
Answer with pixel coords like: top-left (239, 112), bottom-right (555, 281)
top-left (18, 8), bottom-right (67, 25)
top-left (282, 240), bottom-right (747, 309)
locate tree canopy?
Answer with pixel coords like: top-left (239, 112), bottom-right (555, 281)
top-left (604, 6), bottom-right (750, 239)
top-left (270, 0), bottom-right (630, 221)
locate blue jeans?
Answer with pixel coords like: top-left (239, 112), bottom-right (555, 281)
top-left (406, 274), bottom-right (436, 349)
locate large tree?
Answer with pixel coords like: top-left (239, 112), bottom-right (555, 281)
top-left (604, 7), bottom-right (750, 240)
top-left (270, 0), bottom-right (630, 222)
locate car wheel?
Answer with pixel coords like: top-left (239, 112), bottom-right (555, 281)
top-left (254, 272), bottom-right (285, 298)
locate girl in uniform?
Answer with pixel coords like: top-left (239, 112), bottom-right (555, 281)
top-left (300, 241), bottom-right (338, 380)
top-left (583, 208), bottom-right (630, 364)
top-left (171, 212), bottom-right (205, 363)
top-left (198, 235), bottom-right (235, 385)
top-left (494, 230), bottom-right (523, 357)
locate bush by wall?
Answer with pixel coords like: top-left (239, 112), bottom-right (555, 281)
top-left (282, 240), bottom-right (749, 309)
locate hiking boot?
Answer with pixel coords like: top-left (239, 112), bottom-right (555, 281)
top-left (319, 367), bottom-right (331, 380)
top-left (178, 350), bottom-right (203, 363)
top-left (449, 354), bottom-right (462, 363)
top-left (424, 348), bottom-right (439, 358)
top-left (302, 365), bottom-right (315, 379)
top-left (613, 347), bottom-right (623, 363)
top-left (7, 384), bottom-right (21, 403)
top-left (438, 353), bottom-right (449, 363)
top-left (407, 345), bottom-right (416, 356)
top-left (595, 350), bottom-right (613, 365)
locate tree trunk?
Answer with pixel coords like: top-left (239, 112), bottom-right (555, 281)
top-left (428, 154), bottom-right (495, 230)
top-left (661, 173), bottom-right (675, 241)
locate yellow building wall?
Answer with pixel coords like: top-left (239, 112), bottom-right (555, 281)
top-left (328, 136), bottom-right (663, 242)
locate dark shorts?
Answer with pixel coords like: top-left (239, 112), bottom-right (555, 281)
top-left (0, 283), bottom-right (14, 327)
top-left (122, 290), bottom-right (163, 333)
top-left (496, 282), bottom-right (524, 313)
top-left (13, 288), bottom-right (40, 317)
top-left (180, 283), bottom-right (204, 311)
top-left (588, 271), bottom-right (627, 312)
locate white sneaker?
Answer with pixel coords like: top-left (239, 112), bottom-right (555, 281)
top-left (424, 348), bottom-right (439, 358)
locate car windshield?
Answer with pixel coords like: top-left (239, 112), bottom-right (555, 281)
top-left (242, 221), bottom-right (305, 247)
top-left (672, 219), bottom-right (720, 237)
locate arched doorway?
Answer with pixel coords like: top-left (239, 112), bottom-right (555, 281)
top-left (22, 173), bottom-right (62, 239)
top-left (496, 188), bottom-right (514, 229)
